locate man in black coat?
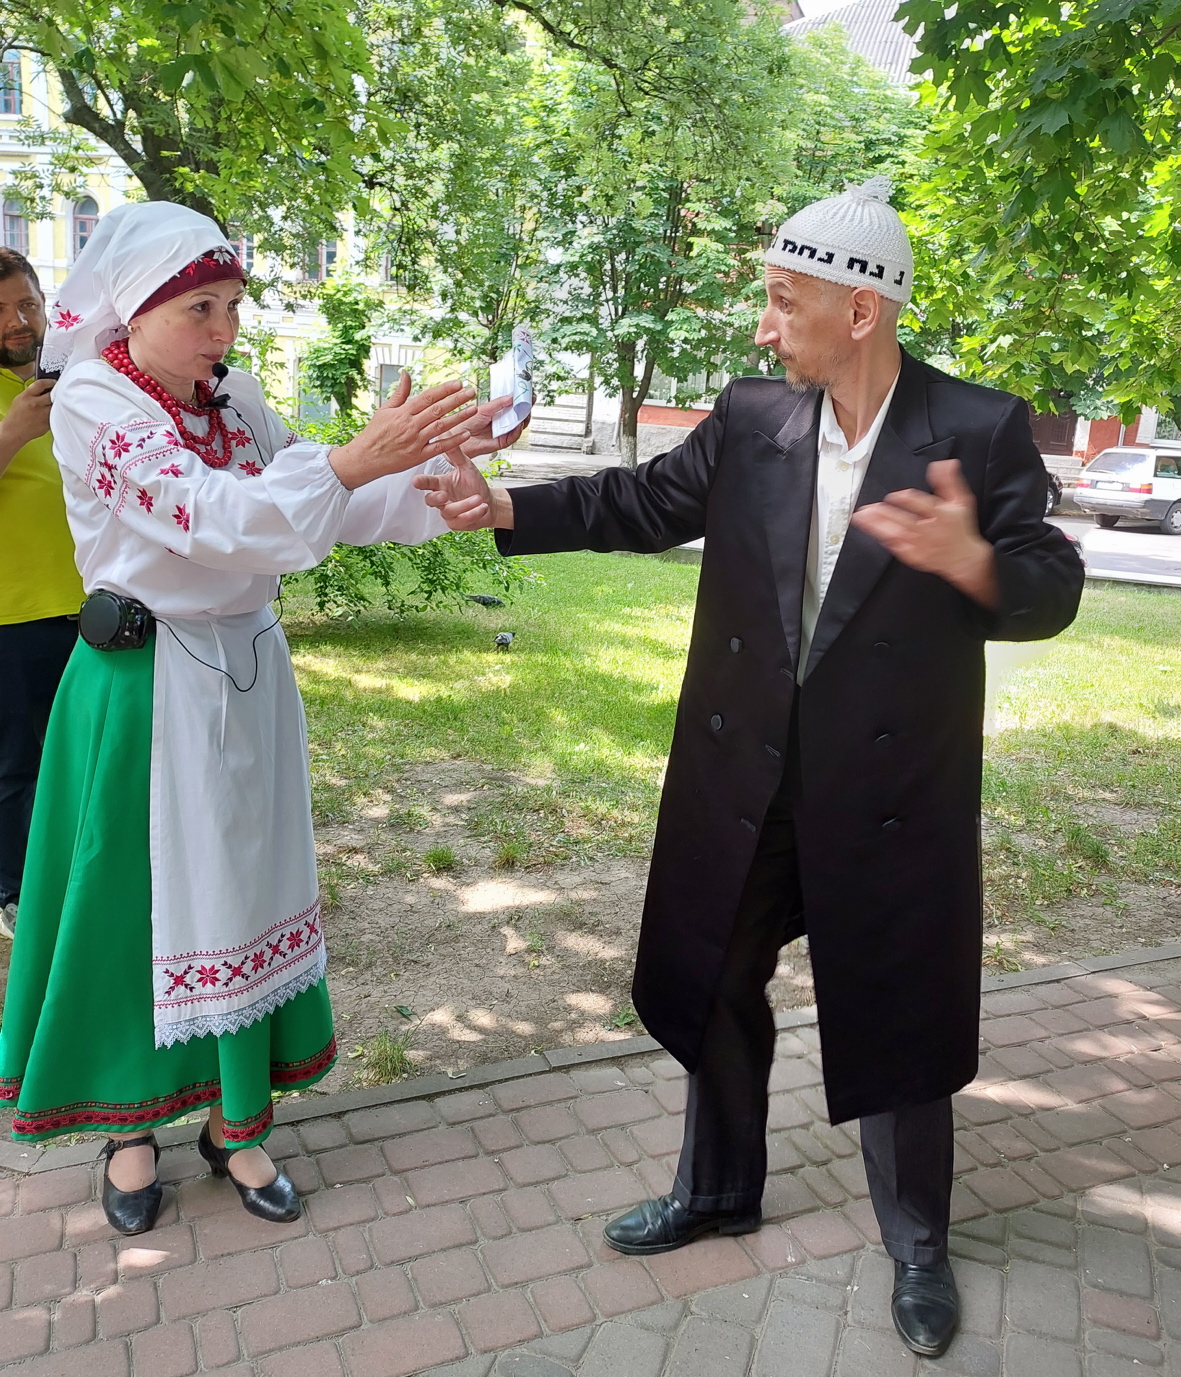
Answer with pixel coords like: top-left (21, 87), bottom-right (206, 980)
top-left (418, 180), bottom-right (1084, 1358)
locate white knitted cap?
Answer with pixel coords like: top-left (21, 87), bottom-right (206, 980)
top-left (765, 177), bottom-right (913, 304)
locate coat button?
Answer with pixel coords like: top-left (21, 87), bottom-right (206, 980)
top-left (730, 637), bottom-right (743, 652)
top-left (874, 641), bottom-right (890, 655)
top-left (711, 714), bottom-right (723, 731)
top-left (780, 667), bottom-right (794, 681)
top-left (740, 817), bottom-right (757, 832)
top-left (765, 745), bottom-right (781, 758)
top-left (882, 817), bottom-right (902, 833)
top-left (875, 732), bottom-right (893, 746)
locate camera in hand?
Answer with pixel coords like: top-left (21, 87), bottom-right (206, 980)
top-left (79, 591), bottom-right (155, 650)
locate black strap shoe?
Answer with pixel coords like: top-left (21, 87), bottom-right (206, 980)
top-left (99, 1135), bottom-right (163, 1236)
top-left (891, 1259), bottom-right (960, 1357)
top-left (603, 1193), bottom-right (761, 1256)
top-left (198, 1123), bottom-right (301, 1224)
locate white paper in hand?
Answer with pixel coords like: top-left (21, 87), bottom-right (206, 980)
top-left (490, 326), bottom-right (534, 438)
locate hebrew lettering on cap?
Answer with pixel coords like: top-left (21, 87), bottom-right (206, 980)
top-left (781, 238), bottom-right (798, 253)
top-left (847, 257), bottom-right (869, 274)
top-left (819, 251), bottom-right (835, 265)
top-left (796, 244), bottom-right (818, 260)
top-left (870, 264), bottom-right (885, 280)
top-left (893, 270), bottom-right (906, 286)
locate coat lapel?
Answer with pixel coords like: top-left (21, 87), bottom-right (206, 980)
top-left (802, 353), bottom-right (957, 680)
top-left (755, 391), bottom-right (821, 676)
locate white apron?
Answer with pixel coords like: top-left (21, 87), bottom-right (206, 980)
top-left (148, 611), bottom-right (324, 1047)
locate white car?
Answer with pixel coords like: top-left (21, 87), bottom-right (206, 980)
top-left (1074, 446), bottom-right (1181, 534)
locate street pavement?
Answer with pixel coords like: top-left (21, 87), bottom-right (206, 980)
top-left (1050, 515), bottom-right (1181, 588)
top-left (6, 957), bottom-right (1181, 1373)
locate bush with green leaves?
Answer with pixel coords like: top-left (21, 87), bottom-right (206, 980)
top-left (285, 414), bottom-right (537, 619)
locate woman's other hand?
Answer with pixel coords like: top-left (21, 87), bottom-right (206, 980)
top-left (328, 371), bottom-right (477, 491)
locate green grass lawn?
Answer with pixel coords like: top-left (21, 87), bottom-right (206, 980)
top-left (288, 551), bottom-right (699, 863)
top-left (288, 554), bottom-right (1181, 925)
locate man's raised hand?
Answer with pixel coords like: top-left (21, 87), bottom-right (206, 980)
top-left (850, 459), bottom-right (999, 609)
top-left (413, 392), bottom-right (522, 530)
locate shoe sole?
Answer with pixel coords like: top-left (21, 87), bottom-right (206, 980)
top-left (604, 1215), bottom-right (762, 1256)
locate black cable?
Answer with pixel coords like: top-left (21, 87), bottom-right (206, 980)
top-left (157, 584), bottom-right (286, 695)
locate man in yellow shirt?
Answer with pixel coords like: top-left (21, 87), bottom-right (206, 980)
top-left (0, 246), bottom-right (83, 939)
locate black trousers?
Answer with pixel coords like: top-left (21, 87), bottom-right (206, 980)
top-left (670, 773), bottom-right (954, 1265)
top-left (0, 616), bottom-right (77, 907)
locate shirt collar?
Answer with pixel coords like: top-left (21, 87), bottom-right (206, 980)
top-left (818, 368), bottom-right (902, 461)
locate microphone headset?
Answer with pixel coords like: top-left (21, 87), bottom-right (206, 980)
top-left (157, 360), bottom-right (280, 691)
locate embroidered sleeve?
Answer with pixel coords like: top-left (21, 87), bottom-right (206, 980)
top-left (55, 370), bottom-right (353, 575)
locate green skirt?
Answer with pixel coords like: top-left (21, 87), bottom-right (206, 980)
top-left (0, 634), bottom-right (336, 1146)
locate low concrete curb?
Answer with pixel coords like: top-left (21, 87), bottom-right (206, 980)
top-left (5, 941), bottom-right (1181, 1178)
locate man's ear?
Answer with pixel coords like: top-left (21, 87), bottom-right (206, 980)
top-left (849, 288), bottom-right (882, 341)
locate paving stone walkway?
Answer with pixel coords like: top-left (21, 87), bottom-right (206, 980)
top-left (6, 959), bottom-right (1181, 1375)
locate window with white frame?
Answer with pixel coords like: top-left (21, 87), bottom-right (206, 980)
top-left (302, 239), bottom-right (337, 282)
top-left (0, 52), bottom-right (21, 117)
top-left (2, 199), bottom-right (28, 255)
top-left (73, 197), bottom-right (100, 258)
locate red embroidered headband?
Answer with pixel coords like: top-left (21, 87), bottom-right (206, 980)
top-left (130, 247), bottom-right (246, 320)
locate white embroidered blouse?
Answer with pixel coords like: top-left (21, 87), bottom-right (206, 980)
top-left (52, 359), bottom-right (448, 613)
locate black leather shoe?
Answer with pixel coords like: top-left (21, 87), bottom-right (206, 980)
top-left (603, 1193), bottom-right (761, 1256)
top-left (891, 1259), bottom-right (960, 1357)
top-left (99, 1135), bottom-right (163, 1236)
top-left (198, 1124), bottom-right (301, 1223)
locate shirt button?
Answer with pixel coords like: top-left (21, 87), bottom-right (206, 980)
top-left (838, 461), bottom-right (850, 472)
top-left (828, 534), bottom-right (840, 546)
top-left (710, 714), bottom-right (723, 731)
top-left (730, 637), bottom-right (743, 653)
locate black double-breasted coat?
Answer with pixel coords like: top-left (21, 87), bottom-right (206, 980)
top-left (498, 351), bottom-right (1084, 1124)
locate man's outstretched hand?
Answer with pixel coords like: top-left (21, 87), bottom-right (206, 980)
top-left (850, 459), bottom-right (999, 609)
top-left (413, 392), bottom-right (519, 530)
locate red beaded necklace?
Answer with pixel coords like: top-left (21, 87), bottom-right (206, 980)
top-left (102, 337), bottom-right (234, 469)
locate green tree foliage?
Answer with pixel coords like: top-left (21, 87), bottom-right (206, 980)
top-left (302, 280), bottom-right (386, 413)
top-left (537, 24), bottom-right (923, 466)
top-left (899, 0), bottom-right (1181, 415)
top-left (0, 0), bottom-right (393, 251)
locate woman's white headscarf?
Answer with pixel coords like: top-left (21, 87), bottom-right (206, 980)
top-left (41, 201), bottom-right (237, 377)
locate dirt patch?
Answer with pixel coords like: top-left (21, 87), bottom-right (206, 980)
top-left (984, 880), bottom-right (1181, 973)
top-left (2, 760), bottom-right (1180, 1124)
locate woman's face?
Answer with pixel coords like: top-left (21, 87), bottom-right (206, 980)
top-left (129, 278), bottom-right (244, 386)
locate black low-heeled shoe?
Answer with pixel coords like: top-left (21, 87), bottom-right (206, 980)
top-left (99, 1135), bottom-right (163, 1236)
top-left (603, 1193), bottom-right (762, 1256)
top-left (891, 1259), bottom-right (960, 1357)
top-left (197, 1123), bottom-right (301, 1223)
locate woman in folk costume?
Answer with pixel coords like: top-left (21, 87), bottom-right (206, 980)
top-left (0, 201), bottom-right (519, 1235)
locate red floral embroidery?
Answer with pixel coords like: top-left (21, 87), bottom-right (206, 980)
top-left (95, 472), bottom-right (115, 498)
top-left (237, 460), bottom-right (262, 476)
top-left (137, 488), bottom-right (155, 513)
top-left (195, 965), bottom-right (221, 987)
top-left (158, 463), bottom-right (184, 477)
top-left (164, 965), bottom-right (194, 993)
top-left (286, 929), bottom-right (304, 952)
top-left (228, 428), bottom-right (251, 449)
top-left (108, 431), bottom-right (132, 458)
top-left (224, 961), bottom-right (247, 984)
top-left (99, 457), bottom-right (116, 474)
top-left (134, 430), bottom-right (158, 450)
top-left (52, 307), bottom-right (82, 329)
top-left (250, 950), bottom-right (267, 972)
top-left (172, 504), bottom-right (190, 531)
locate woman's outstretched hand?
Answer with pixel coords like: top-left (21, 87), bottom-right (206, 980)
top-left (328, 370), bottom-right (478, 491)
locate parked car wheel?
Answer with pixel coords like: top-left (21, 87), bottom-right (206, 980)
top-left (1095, 514), bottom-right (1120, 528)
top-left (1161, 503), bottom-right (1181, 536)
top-left (1045, 473), bottom-right (1062, 515)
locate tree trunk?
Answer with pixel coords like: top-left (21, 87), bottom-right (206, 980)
top-left (620, 389), bottom-right (639, 470)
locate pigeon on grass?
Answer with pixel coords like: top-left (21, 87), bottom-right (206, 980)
top-left (467, 594), bottom-right (506, 607)
top-left (494, 632), bottom-right (515, 651)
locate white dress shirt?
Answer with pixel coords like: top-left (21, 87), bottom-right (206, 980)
top-left (799, 370), bottom-right (900, 674)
